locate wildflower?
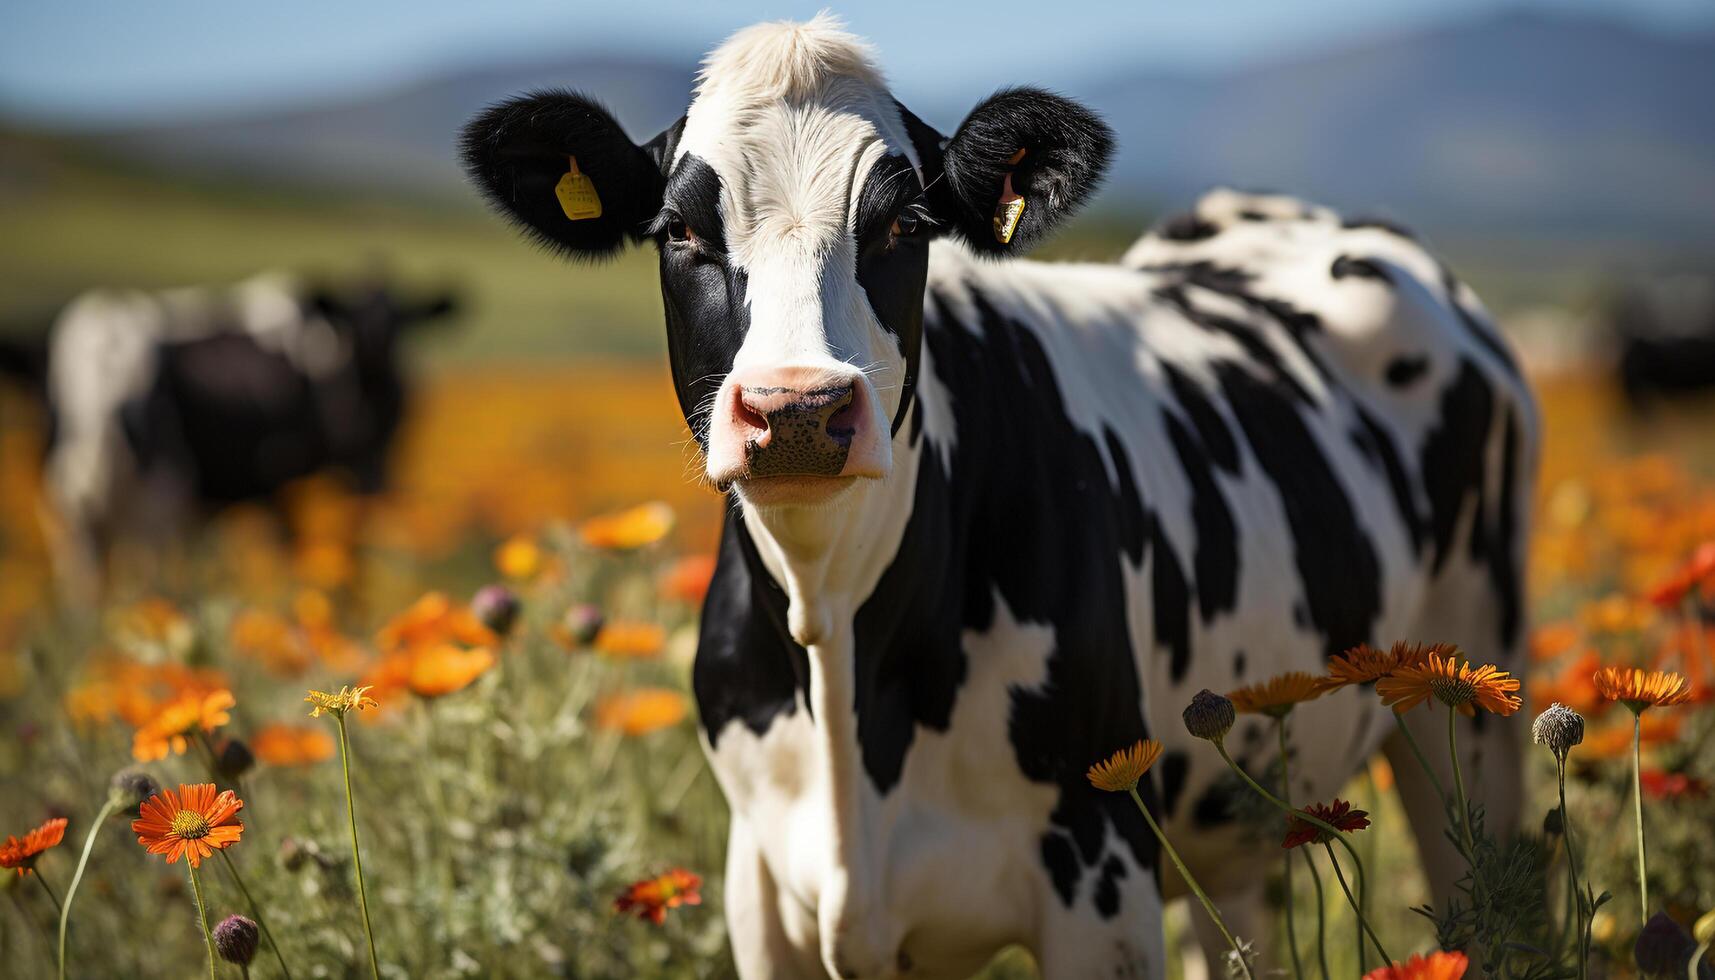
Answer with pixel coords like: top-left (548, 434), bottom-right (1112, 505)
top-left (132, 783), bottom-right (244, 867)
top-left (1581, 713), bottom-right (1682, 760)
top-left (305, 685), bottom-right (378, 718)
top-left (1086, 739), bottom-right (1165, 793)
top-left (470, 584), bottom-right (521, 636)
top-left (1375, 651), bottom-right (1521, 716)
top-left (1581, 594), bottom-right (1655, 634)
top-left (660, 554), bottom-right (718, 605)
top-left (132, 689), bottom-right (237, 762)
top-left (594, 621), bottom-right (666, 659)
top-left (580, 501), bottom-right (674, 550)
top-left (1529, 622), bottom-right (1582, 662)
top-left (214, 914), bottom-right (260, 968)
top-left (1325, 642), bottom-right (1447, 689)
top-left (1361, 950), bottom-right (1469, 980)
top-left (554, 604), bottom-right (605, 649)
top-left (493, 533), bottom-right (542, 580)
top-left (1639, 769), bottom-right (1708, 800)
top-left (594, 688), bottom-right (689, 736)
top-left (230, 608), bottom-right (312, 675)
top-left (1645, 540), bottom-right (1715, 608)
top-left (108, 597), bottom-right (195, 658)
top-left (614, 868), bottom-right (702, 924)
top-left (407, 643), bottom-right (496, 698)
top-left (1531, 703), bottom-right (1585, 762)
top-left (111, 769), bottom-right (162, 816)
top-left (1592, 666), bottom-right (1693, 713)
top-left (1182, 689), bottom-right (1236, 742)
top-left (0, 817), bottom-right (67, 876)
top-left (1635, 912), bottom-right (1696, 976)
top-left (376, 592), bottom-right (497, 655)
top-left (1227, 672), bottom-right (1327, 718)
top-left (251, 723), bottom-right (336, 767)
top-left (1282, 800), bottom-right (1369, 849)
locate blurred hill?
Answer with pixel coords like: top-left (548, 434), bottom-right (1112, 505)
top-left (78, 10), bottom-right (1715, 245)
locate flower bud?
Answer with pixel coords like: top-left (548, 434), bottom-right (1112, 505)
top-left (560, 603), bottom-right (605, 647)
top-left (110, 769), bottom-right (161, 816)
top-left (1531, 703), bottom-right (1585, 762)
top-left (1183, 689), bottom-right (1236, 742)
top-left (1541, 807), bottom-right (1563, 837)
top-left (214, 914), bottom-right (260, 967)
top-left (214, 738), bottom-right (255, 782)
top-left (472, 584), bottom-right (521, 636)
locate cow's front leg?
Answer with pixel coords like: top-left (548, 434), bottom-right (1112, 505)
top-left (725, 817), bottom-right (825, 978)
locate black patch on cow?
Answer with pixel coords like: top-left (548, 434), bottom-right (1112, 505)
top-left (1149, 515), bottom-right (1193, 682)
top-left (1486, 408), bottom-right (1525, 647)
top-left (658, 154), bottom-right (726, 250)
top-left (1419, 359), bottom-right (1494, 574)
top-left (1155, 212), bottom-right (1220, 242)
top-left (1094, 855), bottom-right (1128, 918)
top-left (1102, 427), bottom-right (1147, 564)
top-left (1215, 362), bottom-right (1382, 655)
top-left (1440, 265), bottom-right (1521, 379)
top-left (1385, 354), bottom-right (1429, 388)
top-left (1237, 209), bottom-right (1268, 222)
top-left (1352, 404), bottom-right (1425, 557)
top-left (1341, 216), bottom-right (1419, 240)
top-left (1163, 411), bottom-right (1239, 622)
top-left (1192, 779), bottom-right (1241, 827)
top-left (1331, 254), bottom-right (1393, 284)
top-left (1159, 751), bottom-right (1190, 817)
top-left (1041, 832), bottom-right (1080, 907)
top-left (854, 154), bottom-right (931, 436)
top-left (1162, 363), bottom-right (1239, 472)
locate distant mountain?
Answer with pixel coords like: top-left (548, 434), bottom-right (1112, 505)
top-left (85, 11), bottom-right (1715, 243)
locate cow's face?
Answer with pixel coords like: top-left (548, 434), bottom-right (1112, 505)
top-left (462, 16), bottom-right (1110, 506)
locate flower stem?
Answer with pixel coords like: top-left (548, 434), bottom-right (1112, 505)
top-left (1630, 711), bottom-right (1649, 925)
top-left (336, 715), bottom-right (382, 979)
top-left (1322, 843), bottom-right (1392, 966)
top-left (1557, 763), bottom-right (1586, 980)
top-left (59, 796), bottom-right (119, 980)
top-left (1277, 720), bottom-right (1306, 980)
top-left (1390, 710), bottom-right (1448, 803)
top-left (1446, 705), bottom-right (1476, 861)
top-left (1300, 848), bottom-right (1331, 980)
top-left (218, 850), bottom-right (293, 980)
top-left (1127, 788), bottom-right (1254, 980)
top-left (187, 863), bottom-right (218, 980)
top-left (33, 872), bottom-right (62, 916)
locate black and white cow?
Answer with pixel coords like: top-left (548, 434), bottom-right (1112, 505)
top-left (462, 16), bottom-right (1535, 978)
top-left (4, 271), bottom-right (456, 600)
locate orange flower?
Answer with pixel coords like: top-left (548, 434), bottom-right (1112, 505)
top-left (594, 688), bottom-right (689, 735)
top-left (1228, 672), bottom-right (1327, 718)
top-left (614, 868), bottom-right (702, 924)
top-left (230, 609), bottom-right (312, 676)
top-left (1592, 665), bottom-right (1692, 713)
top-left (660, 554), bottom-right (717, 605)
top-left (407, 644), bottom-right (496, 698)
top-left (580, 501), bottom-right (675, 550)
top-left (1646, 540), bottom-right (1715, 608)
top-left (131, 784), bottom-right (243, 867)
top-left (1530, 650), bottom-right (1605, 716)
top-left (250, 723), bottom-right (336, 767)
top-left (1362, 950), bottom-right (1469, 980)
top-left (1375, 651), bottom-right (1521, 717)
top-left (376, 592), bottom-right (498, 655)
top-left (1324, 642), bottom-right (1446, 689)
top-left (1639, 769), bottom-right (1708, 800)
top-left (132, 689), bottom-right (236, 762)
top-left (1086, 739), bottom-right (1165, 792)
top-left (0, 818), bottom-right (68, 876)
top-left (1529, 622), bottom-right (1582, 663)
top-left (1283, 799), bottom-right (1369, 849)
top-left (493, 534), bottom-right (543, 581)
top-left (1581, 713), bottom-right (1683, 760)
top-left (1580, 594), bottom-right (1655, 634)
top-left (594, 621), bottom-right (667, 659)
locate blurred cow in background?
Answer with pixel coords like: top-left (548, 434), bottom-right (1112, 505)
top-left (1611, 273), bottom-right (1715, 406)
top-left (0, 269), bottom-right (458, 601)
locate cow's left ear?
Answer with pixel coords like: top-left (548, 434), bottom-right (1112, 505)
top-left (929, 87), bottom-right (1113, 254)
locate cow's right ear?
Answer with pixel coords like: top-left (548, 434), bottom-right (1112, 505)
top-left (460, 91), bottom-right (677, 260)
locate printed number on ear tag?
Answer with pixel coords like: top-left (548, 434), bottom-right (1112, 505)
top-left (992, 148), bottom-right (1028, 244)
top-left (555, 156), bottom-right (603, 221)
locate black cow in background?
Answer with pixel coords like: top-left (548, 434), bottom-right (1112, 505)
top-left (0, 269), bottom-right (458, 601)
top-left (1612, 273), bottom-right (1715, 406)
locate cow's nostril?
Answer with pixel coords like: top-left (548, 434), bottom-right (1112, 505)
top-left (736, 396), bottom-right (769, 434)
top-left (826, 397), bottom-right (859, 442)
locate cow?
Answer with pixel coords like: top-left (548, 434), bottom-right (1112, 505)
top-left (0, 270), bottom-right (457, 601)
top-left (460, 16), bottom-right (1536, 978)
top-left (1609, 273), bottom-right (1715, 406)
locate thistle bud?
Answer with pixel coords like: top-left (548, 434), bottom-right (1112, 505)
top-left (214, 914), bottom-right (260, 967)
top-left (109, 769), bottom-right (161, 816)
top-left (1542, 807), bottom-right (1563, 837)
top-left (1634, 911), bottom-right (1692, 976)
top-left (214, 738), bottom-right (255, 782)
top-left (472, 584), bottom-right (521, 636)
top-left (1183, 689), bottom-right (1236, 742)
top-left (1531, 703), bottom-right (1585, 762)
top-left (560, 603), bottom-right (605, 647)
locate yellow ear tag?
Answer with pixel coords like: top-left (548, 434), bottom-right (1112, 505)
top-left (992, 148), bottom-right (1028, 244)
top-left (554, 155), bottom-right (603, 221)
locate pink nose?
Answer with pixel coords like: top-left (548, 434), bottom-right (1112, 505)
top-left (706, 367), bottom-right (890, 486)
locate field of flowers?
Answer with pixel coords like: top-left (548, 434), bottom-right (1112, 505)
top-left (0, 363), bottom-right (1712, 979)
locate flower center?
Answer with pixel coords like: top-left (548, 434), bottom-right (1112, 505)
top-left (1430, 676), bottom-right (1476, 708)
top-left (170, 811), bottom-right (211, 840)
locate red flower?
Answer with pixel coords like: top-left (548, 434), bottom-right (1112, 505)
top-left (0, 818), bottom-right (68, 876)
top-left (1282, 799), bottom-right (1370, 849)
top-left (1639, 769), bottom-right (1708, 800)
top-left (1647, 541), bottom-right (1715, 608)
top-left (1363, 950), bottom-right (1469, 980)
top-left (614, 868), bottom-right (702, 925)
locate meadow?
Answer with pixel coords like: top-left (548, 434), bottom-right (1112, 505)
top-left (1, 132), bottom-right (1713, 978)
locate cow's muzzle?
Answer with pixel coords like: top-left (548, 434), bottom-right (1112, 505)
top-left (706, 366), bottom-right (890, 491)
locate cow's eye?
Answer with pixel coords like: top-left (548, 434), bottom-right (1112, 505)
top-left (666, 217), bottom-right (697, 244)
top-left (891, 212), bottom-right (920, 238)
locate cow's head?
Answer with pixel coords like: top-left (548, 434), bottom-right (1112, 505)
top-left (461, 15), bottom-right (1111, 505)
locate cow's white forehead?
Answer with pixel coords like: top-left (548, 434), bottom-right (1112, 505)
top-left (673, 14), bottom-right (922, 263)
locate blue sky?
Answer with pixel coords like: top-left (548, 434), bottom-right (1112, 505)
top-left (1, 0), bottom-right (1710, 123)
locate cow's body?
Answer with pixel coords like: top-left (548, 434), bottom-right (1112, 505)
top-left (461, 17), bottom-right (1535, 977)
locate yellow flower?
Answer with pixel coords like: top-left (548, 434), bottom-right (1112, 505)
top-left (1375, 651), bottom-right (1521, 717)
top-left (305, 685), bottom-right (378, 718)
top-left (493, 534), bottom-right (543, 581)
top-left (1592, 666), bottom-right (1692, 714)
top-left (1228, 672), bottom-right (1328, 718)
top-left (579, 502), bottom-right (675, 550)
top-left (1086, 739), bottom-right (1165, 792)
